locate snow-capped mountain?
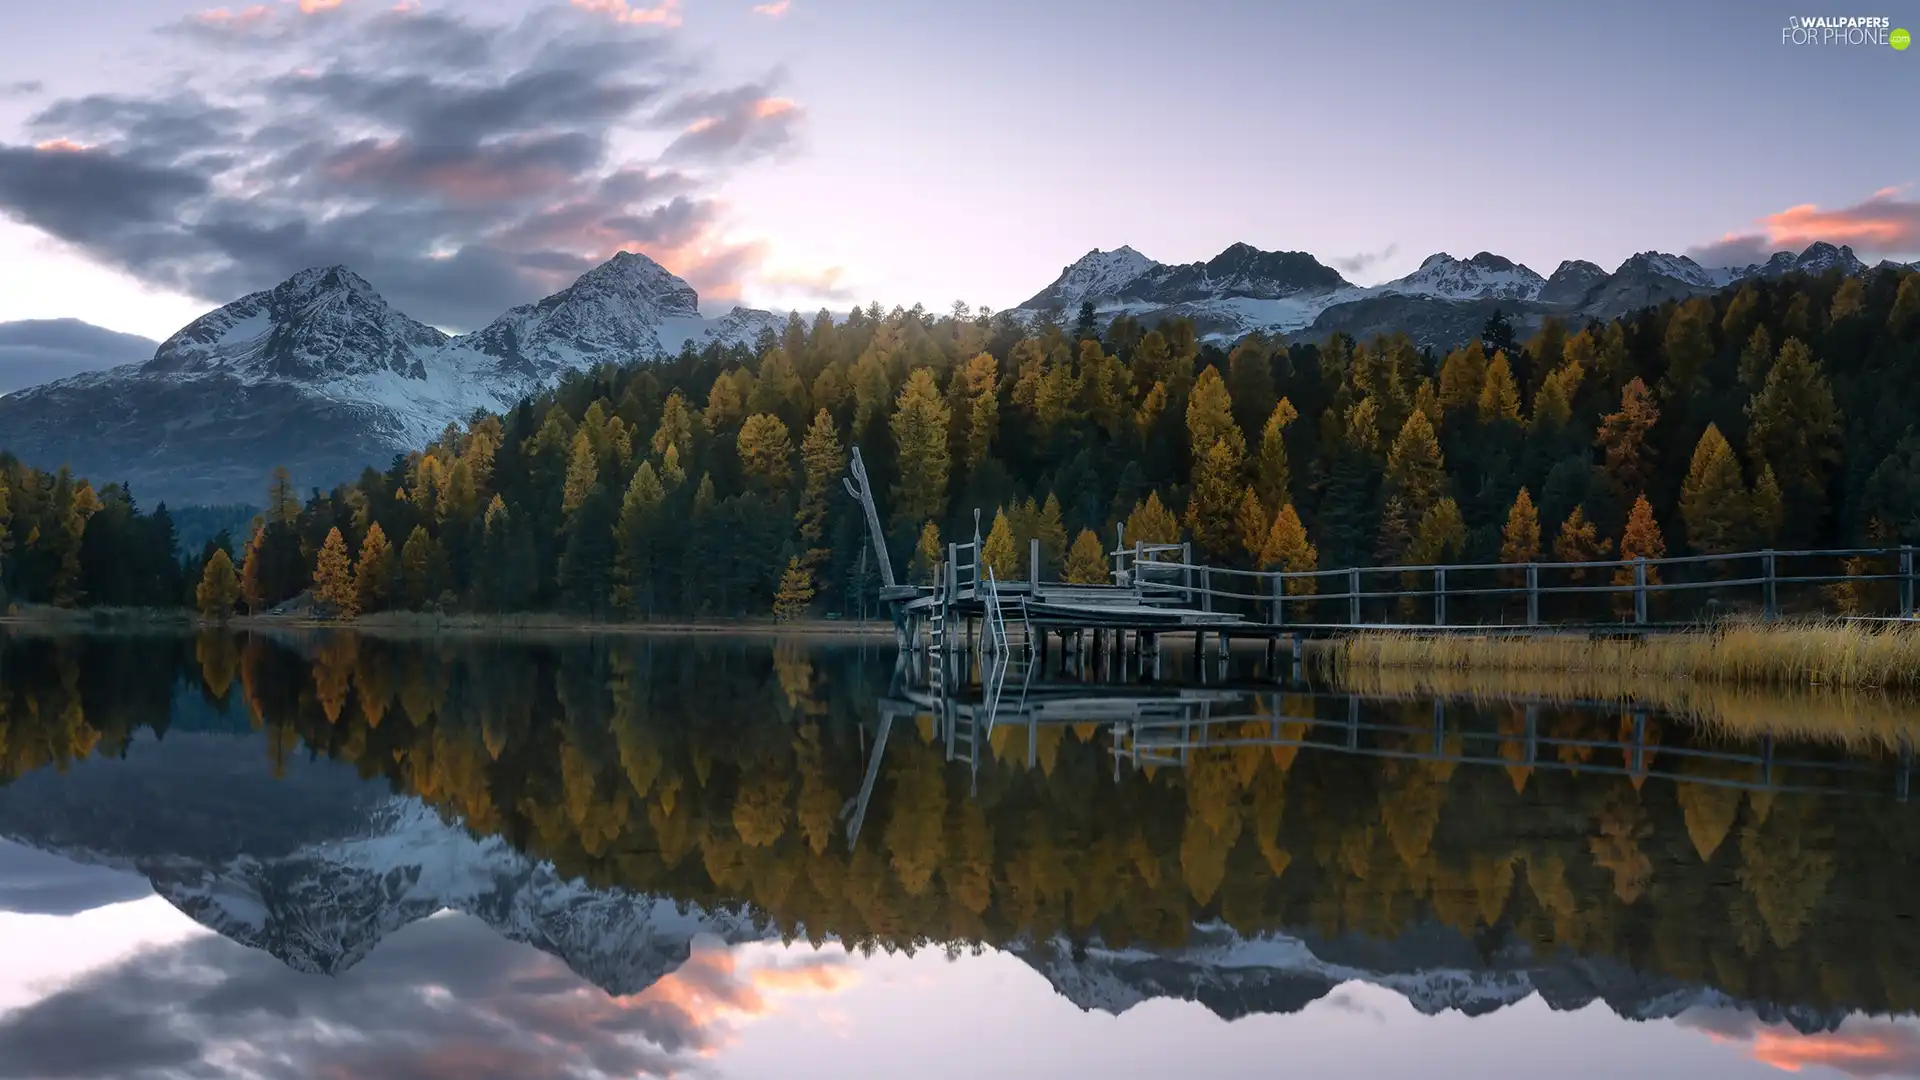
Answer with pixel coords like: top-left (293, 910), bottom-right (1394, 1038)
top-left (144, 266), bottom-right (447, 381)
top-left (0, 252), bottom-right (776, 504)
top-left (1538, 259), bottom-right (1610, 306)
top-left (1720, 241), bottom-right (1868, 282)
top-left (1374, 252), bottom-right (1546, 302)
top-left (1020, 246), bottom-right (1161, 311)
top-left (1015, 923), bottom-right (1848, 1034)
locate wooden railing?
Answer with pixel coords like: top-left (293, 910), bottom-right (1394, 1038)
top-left (1112, 542), bottom-right (1920, 629)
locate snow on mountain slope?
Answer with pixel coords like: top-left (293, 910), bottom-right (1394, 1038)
top-left (1617, 250), bottom-right (1717, 289)
top-left (144, 266), bottom-right (448, 381)
top-left (449, 251), bottom-right (705, 378)
top-left (1021, 246), bottom-right (1162, 311)
top-left (1375, 252), bottom-right (1546, 302)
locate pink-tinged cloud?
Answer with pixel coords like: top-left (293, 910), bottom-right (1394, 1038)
top-left (32, 139), bottom-right (90, 153)
top-left (299, 0), bottom-right (344, 11)
top-left (1689, 187), bottom-right (1920, 266)
top-left (320, 138), bottom-right (576, 204)
top-left (571, 0), bottom-right (682, 27)
top-left (1681, 1009), bottom-right (1920, 1078)
top-left (752, 1), bottom-right (792, 16)
top-left (756, 263), bottom-right (857, 303)
top-left (754, 97), bottom-right (796, 118)
top-left (195, 4), bottom-right (274, 28)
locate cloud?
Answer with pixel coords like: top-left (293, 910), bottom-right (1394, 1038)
top-left (1, 81), bottom-right (45, 98)
top-left (572, 0), bottom-right (682, 27)
top-left (0, 4), bottom-right (800, 329)
top-left (754, 263), bottom-right (858, 303)
top-left (1679, 1008), bottom-right (1920, 1078)
top-left (752, 1), bottom-right (791, 15)
top-left (0, 841), bottom-right (153, 914)
top-left (1688, 187), bottom-right (1920, 267)
top-left (1321, 989), bottom-right (1387, 1022)
top-left (0, 917), bottom-right (857, 1080)
top-left (1329, 243), bottom-right (1399, 277)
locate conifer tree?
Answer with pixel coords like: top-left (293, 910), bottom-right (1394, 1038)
top-left (1679, 424), bottom-right (1749, 555)
top-left (1597, 378), bottom-right (1660, 501)
top-left (1500, 487), bottom-right (1541, 565)
top-left (1064, 529), bottom-right (1108, 584)
top-left (614, 461), bottom-right (666, 614)
top-left (1036, 494), bottom-right (1067, 575)
top-left (239, 524), bottom-right (267, 615)
top-left (652, 392), bottom-right (695, 459)
top-left (354, 522), bottom-right (394, 615)
top-left (737, 413), bottom-right (794, 496)
top-left (1552, 506), bottom-right (1612, 584)
top-left (1235, 487), bottom-right (1268, 564)
top-left (1737, 324), bottom-right (1775, 391)
top-left (889, 369), bottom-right (951, 533)
top-left (1478, 351), bottom-right (1522, 424)
top-left (961, 352), bottom-right (998, 472)
top-left (912, 521), bottom-right (942, 585)
top-left (1185, 365), bottom-right (1241, 461)
top-left (312, 526), bottom-right (357, 618)
top-left (796, 410), bottom-right (843, 564)
top-left (562, 430), bottom-right (598, 515)
top-left (1125, 492), bottom-right (1181, 546)
top-left (268, 466), bottom-right (301, 526)
top-left (1613, 494), bottom-right (1667, 616)
top-left (982, 508), bottom-right (1017, 579)
top-left (1384, 410), bottom-right (1446, 521)
top-left (1407, 498), bottom-right (1467, 564)
top-left (1259, 504), bottom-right (1318, 599)
top-left (1663, 296), bottom-right (1715, 408)
top-left (1891, 275), bottom-right (1920, 338)
top-left (706, 370), bottom-right (747, 430)
top-left (1744, 337), bottom-right (1840, 540)
top-left (773, 557), bottom-right (814, 621)
top-left (1436, 341), bottom-right (1487, 416)
top-left (1226, 334), bottom-right (1276, 438)
top-left (1751, 463), bottom-right (1784, 546)
top-left (401, 526), bottom-right (440, 610)
top-left (1254, 398), bottom-right (1298, 512)
top-left (196, 549), bottom-right (239, 621)
top-left (1186, 438), bottom-right (1246, 562)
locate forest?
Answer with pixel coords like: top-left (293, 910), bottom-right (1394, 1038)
top-left (1, 630), bottom-right (1915, 1019)
top-left (1, 265), bottom-right (1918, 619)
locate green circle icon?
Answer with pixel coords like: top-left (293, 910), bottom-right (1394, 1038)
top-left (1895, 27), bottom-right (1912, 50)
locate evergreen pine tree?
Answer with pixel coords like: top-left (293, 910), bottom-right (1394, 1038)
top-left (1679, 424), bottom-right (1749, 555)
top-left (889, 369), bottom-right (952, 532)
top-left (1613, 494), bottom-right (1667, 617)
top-left (1407, 498), bottom-right (1467, 564)
top-left (1500, 487), bottom-right (1541, 565)
top-left (1259, 504), bottom-right (1319, 609)
top-left (614, 461), bottom-right (666, 614)
top-left (1744, 337), bottom-right (1840, 542)
top-left (1235, 487), bottom-right (1268, 564)
top-left (400, 526), bottom-right (440, 610)
top-left (982, 509), bottom-right (1018, 579)
top-left (1596, 378), bottom-right (1659, 502)
top-left (1125, 492), bottom-right (1181, 546)
top-left (563, 430), bottom-right (598, 515)
top-left (1551, 506), bottom-right (1612, 583)
top-left (912, 521), bottom-right (942, 584)
top-left (1478, 351), bottom-right (1522, 424)
top-left (1036, 493), bottom-right (1067, 575)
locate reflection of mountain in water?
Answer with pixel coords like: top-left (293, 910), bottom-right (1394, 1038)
top-left (0, 736), bottom-right (1847, 1032)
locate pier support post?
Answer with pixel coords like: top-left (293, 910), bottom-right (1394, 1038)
top-left (1526, 563), bottom-right (1539, 626)
top-left (1349, 568), bottom-right (1361, 626)
top-left (1434, 567), bottom-right (1447, 626)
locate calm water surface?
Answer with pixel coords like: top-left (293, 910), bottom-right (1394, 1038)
top-left (1, 630), bottom-right (1917, 1079)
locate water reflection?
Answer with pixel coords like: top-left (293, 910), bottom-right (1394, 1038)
top-left (2, 629), bottom-right (1920, 1077)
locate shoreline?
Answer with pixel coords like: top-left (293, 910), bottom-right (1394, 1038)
top-left (0, 607), bottom-right (898, 640)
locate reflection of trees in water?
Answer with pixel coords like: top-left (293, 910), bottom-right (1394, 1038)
top-left (2, 629), bottom-right (1919, 1015)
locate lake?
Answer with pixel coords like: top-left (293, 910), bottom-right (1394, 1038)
top-left (1, 629), bottom-right (1917, 1079)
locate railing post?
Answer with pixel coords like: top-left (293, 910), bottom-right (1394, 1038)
top-left (1030, 537), bottom-right (1041, 589)
top-left (1201, 567), bottom-right (1213, 613)
top-left (1525, 562), bottom-right (1539, 626)
top-left (1634, 557), bottom-right (1648, 626)
top-left (1133, 540), bottom-right (1144, 599)
top-left (1271, 572), bottom-right (1284, 629)
top-left (1349, 567), bottom-right (1362, 626)
top-left (1903, 545), bottom-right (1915, 616)
top-left (1182, 541), bottom-right (1193, 605)
top-left (1434, 566), bottom-right (1447, 626)
top-left (1762, 548), bottom-right (1777, 621)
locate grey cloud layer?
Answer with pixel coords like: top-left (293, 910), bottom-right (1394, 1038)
top-left (0, 5), bottom-right (802, 330)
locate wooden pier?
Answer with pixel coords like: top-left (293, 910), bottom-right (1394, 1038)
top-left (843, 446), bottom-right (1920, 676)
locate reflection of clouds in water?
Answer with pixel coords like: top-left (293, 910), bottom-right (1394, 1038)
top-left (1680, 1007), bottom-right (1920, 1078)
top-left (0, 916), bottom-right (855, 1079)
top-left (0, 842), bottom-right (151, 916)
top-left (1321, 990), bottom-right (1386, 1024)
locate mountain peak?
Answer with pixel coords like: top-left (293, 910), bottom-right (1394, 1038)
top-left (142, 265), bottom-right (446, 382)
top-left (1381, 251), bottom-right (1543, 302)
top-left (451, 251), bottom-right (703, 376)
top-left (1019, 246), bottom-right (1162, 310)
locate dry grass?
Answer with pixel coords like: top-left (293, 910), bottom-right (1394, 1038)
top-left (1319, 620), bottom-right (1920, 690)
top-left (1315, 620), bottom-right (1920, 750)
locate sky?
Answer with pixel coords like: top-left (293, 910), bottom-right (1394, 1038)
top-left (2, 873), bottom-right (1916, 1080)
top-left (0, 0), bottom-right (1915, 340)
